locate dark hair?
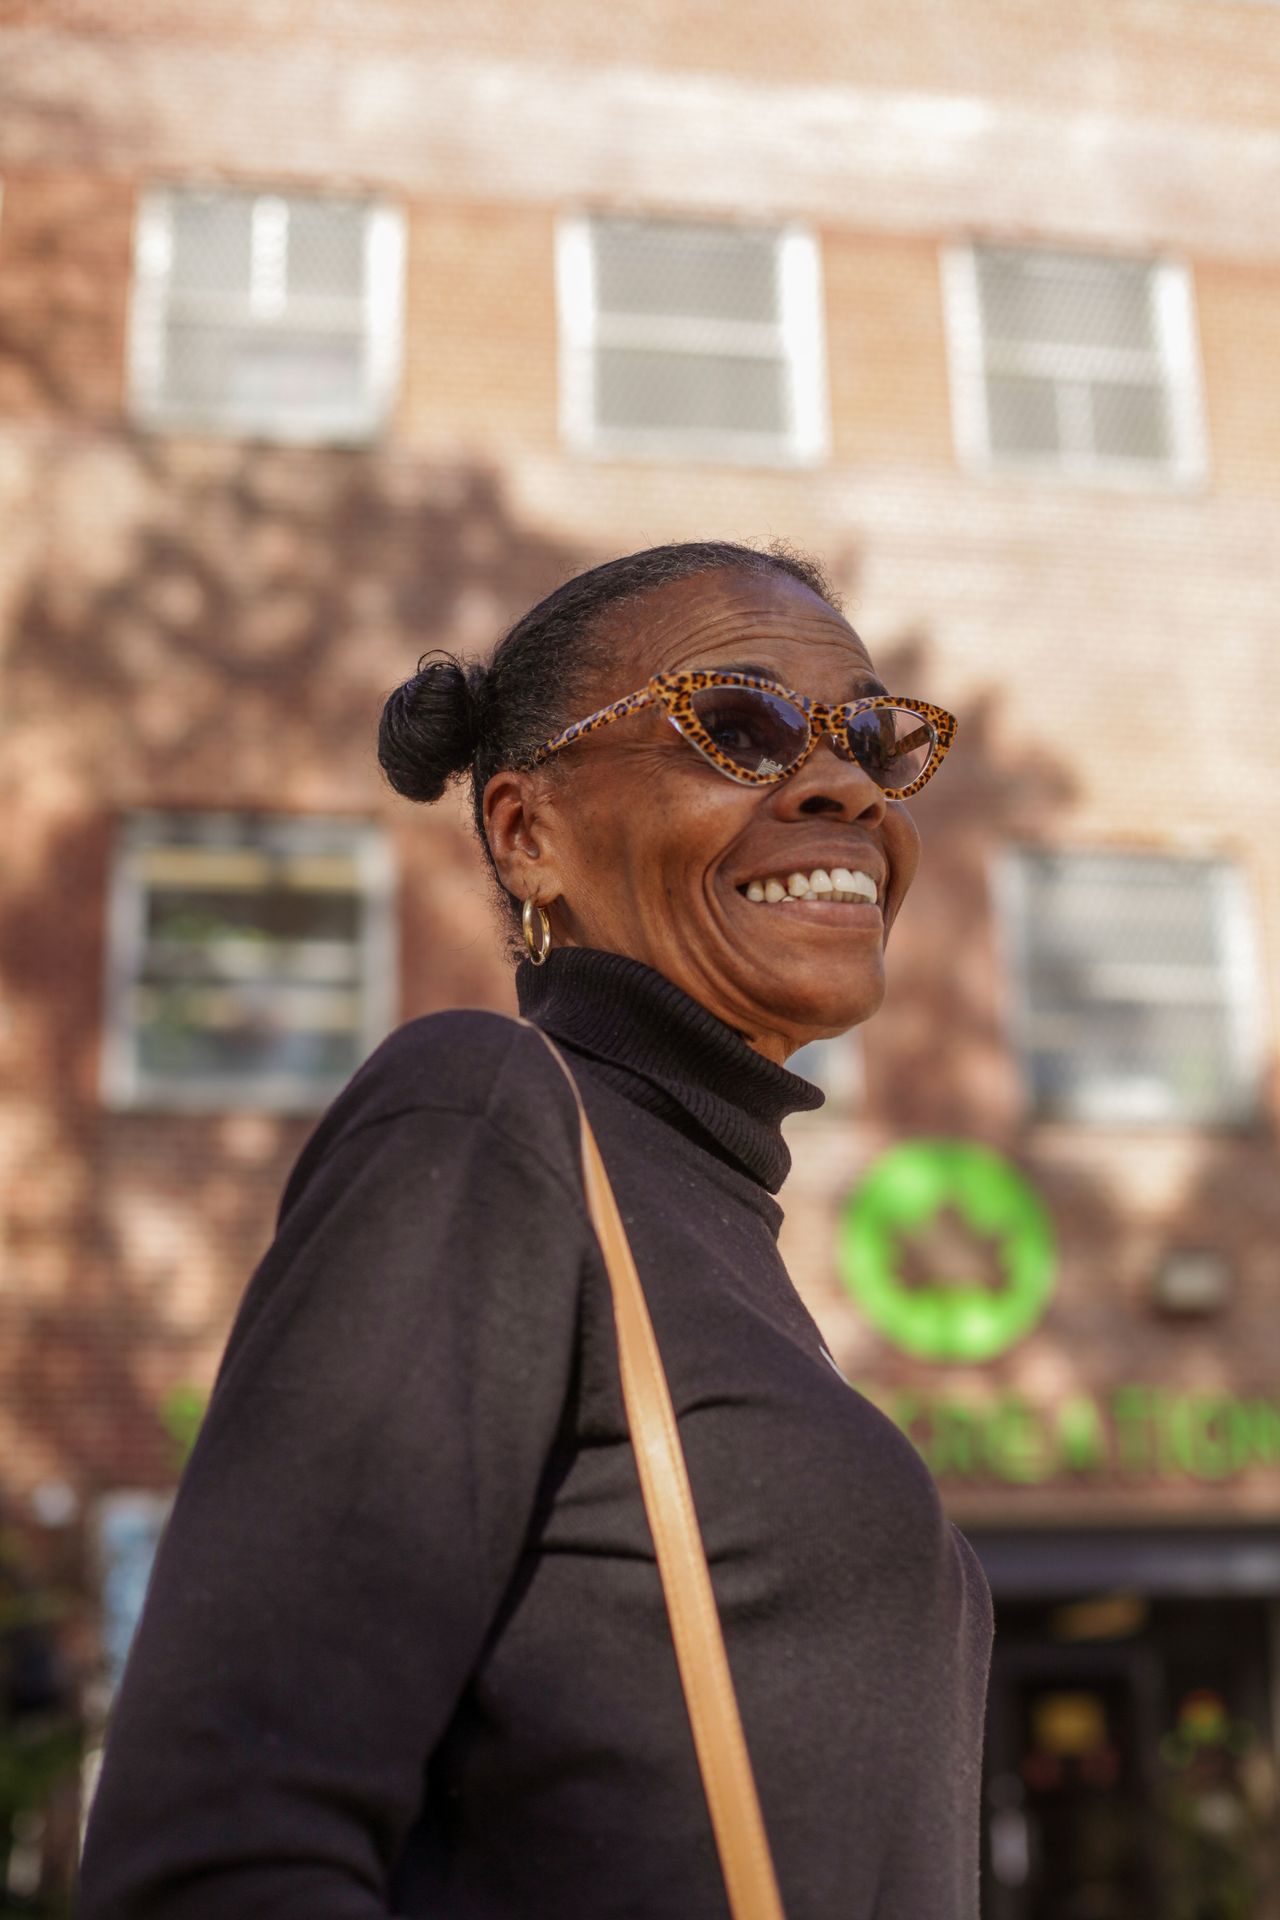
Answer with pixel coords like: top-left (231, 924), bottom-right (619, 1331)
top-left (377, 539), bottom-right (840, 937)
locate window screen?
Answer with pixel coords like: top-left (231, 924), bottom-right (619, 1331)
top-left (1001, 848), bottom-right (1263, 1125)
top-left (946, 245), bottom-right (1205, 482)
top-left (101, 814), bottom-right (397, 1110)
top-left (558, 214), bottom-right (827, 462)
top-left (129, 187), bottom-right (404, 442)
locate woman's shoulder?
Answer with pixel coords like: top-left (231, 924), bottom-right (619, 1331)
top-left (342, 1006), bottom-right (543, 1120)
top-left (278, 1010), bottom-right (580, 1219)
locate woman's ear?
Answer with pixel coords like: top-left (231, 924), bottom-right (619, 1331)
top-left (483, 769), bottom-right (565, 905)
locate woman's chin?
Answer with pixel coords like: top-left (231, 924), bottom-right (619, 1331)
top-left (756, 974), bottom-right (885, 1049)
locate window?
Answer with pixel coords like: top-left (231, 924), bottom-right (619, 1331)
top-left (786, 1034), bottom-right (865, 1111)
top-left (101, 813), bottom-right (397, 1111)
top-left (129, 186), bottom-right (405, 441)
top-left (998, 848), bottom-right (1265, 1125)
top-left (943, 243), bottom-right (1206, 484)
top-left (557, 213), bottom-right (827, 463)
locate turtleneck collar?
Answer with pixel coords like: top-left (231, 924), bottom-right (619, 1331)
top-left (515, 946), bottom-right (824, 1195)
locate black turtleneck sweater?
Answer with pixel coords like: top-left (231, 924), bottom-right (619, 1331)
top-left (79, 948), bottom-right (994, 1920)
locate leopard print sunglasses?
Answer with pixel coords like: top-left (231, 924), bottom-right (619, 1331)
top-left (530, 670), bottom-right (957, 798)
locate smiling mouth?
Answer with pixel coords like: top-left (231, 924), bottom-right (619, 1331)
top-left (734, 866), bottom-right (881, 908)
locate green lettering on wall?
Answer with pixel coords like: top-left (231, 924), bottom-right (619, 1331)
top-left (1112, 1386), bottom-right (1159, 1474)
top-left (1226, 1399), bottom-right (1257, 1475)
top-left (1056, 1395), bottom-right (1110, 1474)
top-left (927, 1401), bottom-right (982, 1477)
top-left (849, 1381), bottom-right (1280, 1488)
top-left (1168, 1395), bottom-right (1254, 1481)
top-left (983, 1395), bottom-right (1054, 1484)
top-left (1245, 1400), bottom-right (1280, 1466)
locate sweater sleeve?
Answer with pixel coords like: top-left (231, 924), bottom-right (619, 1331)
top-left (78, 1065), bottom-right (589, 1918)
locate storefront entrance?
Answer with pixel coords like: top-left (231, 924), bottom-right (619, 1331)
top-left (985, 1633), bottom-right (1164, 1917)
top-left (969, 1529), bottom-right (1280, 1920)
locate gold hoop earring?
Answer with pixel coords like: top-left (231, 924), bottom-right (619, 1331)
top-left (522, 897), bottom-right (552, 965)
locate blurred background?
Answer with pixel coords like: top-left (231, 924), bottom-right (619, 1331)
top-left (1, 1), bottom-right (1278, 1914)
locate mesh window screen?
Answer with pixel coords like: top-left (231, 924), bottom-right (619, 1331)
top-left (564, 214), bottom-right (824, 459)
top-left (131, 188), bottom-right (402, 440)
top-left (972, 248), bottom-right (1184, 474)
top-left (284, 198), bottom-right (368, 301)
top-left (593, 219), bottom-right (782, 324)
top-left (166, 197), bottom-right (254, 297)
top-left (595, 347), bottom-right (790, 437)
top-left (1009, 849), bottom-right (1260, 1125)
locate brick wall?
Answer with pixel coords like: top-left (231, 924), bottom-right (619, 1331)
top-left (1, 0), bottom-right (1277, 1544)
top-left (7, 0), bottom-right (1280, 132)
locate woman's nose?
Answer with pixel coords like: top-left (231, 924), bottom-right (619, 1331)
top-left (767, 734), bottom-right (889, 822)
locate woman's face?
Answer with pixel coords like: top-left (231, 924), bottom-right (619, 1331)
top-left (485, 567), bottom-right (923, 1065)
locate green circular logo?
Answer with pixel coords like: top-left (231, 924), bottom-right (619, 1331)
top-left (837, 1140), bottom-right (1057, 1363)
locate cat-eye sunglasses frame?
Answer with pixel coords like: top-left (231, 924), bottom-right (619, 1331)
top-left (529, 669), bottom-right (957, 800)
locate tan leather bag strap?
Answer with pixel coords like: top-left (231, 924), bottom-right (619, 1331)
top-left (518, 1018), bottom-right (788, 1920)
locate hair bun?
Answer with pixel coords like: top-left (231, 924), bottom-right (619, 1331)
top-left (377, 652), bottom-right (487, 804)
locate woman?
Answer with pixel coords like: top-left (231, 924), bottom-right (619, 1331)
top-left (79, 540), bottom-right (994, 1919)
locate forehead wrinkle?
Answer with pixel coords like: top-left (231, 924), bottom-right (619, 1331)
top-left (655, 608), bottom-right (866, 668)
top-left (659, 610), bottom-right (876, 696)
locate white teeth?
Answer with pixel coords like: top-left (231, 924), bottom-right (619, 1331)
top-left (832, 866), bottom-right (877, 903)
top-left (743, 867), bottom-right (880, 904)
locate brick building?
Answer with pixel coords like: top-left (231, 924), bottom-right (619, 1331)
top-left (1, 2), bottom-right (1278, 1913)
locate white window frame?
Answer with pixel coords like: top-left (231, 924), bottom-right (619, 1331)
top-left (994, 845), bottom-right (1266, 1128)
top-left (128, 185), bottom-right (406, 444)
top-left (100, 811), bottom-right (398, 1113)
top-left (941, 241), bottom-right (1208, 489)
top-left (556, 211), bottom-right (829, 466)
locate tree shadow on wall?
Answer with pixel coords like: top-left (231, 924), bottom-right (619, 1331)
top-left (8, 438), bottom-right (585, 776)
top-left (2, 440), bottom-right (588, 1522)
top-left (864, 621), bottom-right (1077, 1140)
top-left (0, 170), bottom-right (136, 425)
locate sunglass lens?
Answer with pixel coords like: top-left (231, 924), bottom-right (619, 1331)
top-left (686, 685), bottom-right (810, 777)
top-left (840, 707), bottom-right (936, 789)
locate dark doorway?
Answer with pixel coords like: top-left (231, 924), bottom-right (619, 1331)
top-left (976, 1581), bottom-right (1279, 1920)
top-left (983, 1636), bottom-right (1163, 1919)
